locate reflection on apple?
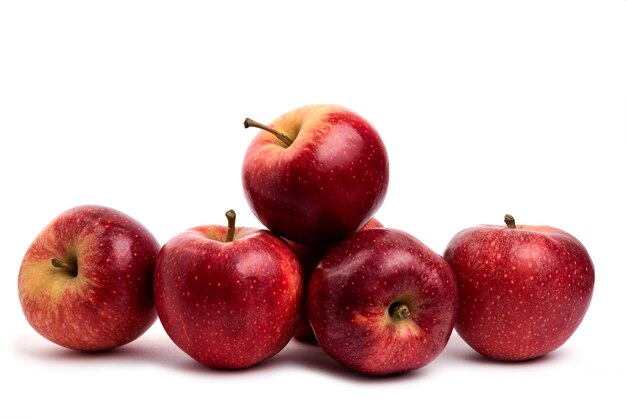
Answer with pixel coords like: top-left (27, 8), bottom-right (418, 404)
top-left (18, 205), bottom-right (160, 351)
top-left (444, 215), bottom-right (594, 361)
top-left (242, 104), bottom-right (389, 246)
top-left (288, 218), bottom-right (383, 344)
top-left (308, 228), bottom-right (458, 375)
top-left (153, 210), bottom-right (303, 369)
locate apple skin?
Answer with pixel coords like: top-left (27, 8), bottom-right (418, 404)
top-left (153, 223), bottom-right (303, 369)
top-left (443, 216), bottom-right (595, 361)
top-left (307, 228), bottom-right (458, 375)
top-left (18, 205), bottom-right (160, 351)
top-left (242, 104), bottom-right (389, 246)
top-left (289, 218), bottom-right (383, 344)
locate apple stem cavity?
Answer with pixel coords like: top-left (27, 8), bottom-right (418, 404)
top-left (389, 303), bottom-right (411, 321)
top-left (225, 209), bottom-right (236, 242)
top-left (51, 258), bottom-right (78, 277)
top-left (504, 214), bottom-right (516, 229)
top-left (243, 118), bottom-right (294, 148)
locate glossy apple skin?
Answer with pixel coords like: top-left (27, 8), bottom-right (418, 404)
top-left (289, 218), bottom-right (383, 344)
top-left (18, 205), bottom-right (160, 351)
top-left (308, 228), bottom-right (458, 375)
top-left (153, 225), bottom-right (303, 369)
top-left (242, 104), bottom-right (389, 246)
top-left (444, 222), bottom-right (594, 361)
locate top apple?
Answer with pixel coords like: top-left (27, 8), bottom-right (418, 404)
top-left (242, 104), bottom-right (389, 245)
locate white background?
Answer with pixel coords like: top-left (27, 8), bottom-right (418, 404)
top-left (1, 1), bottom-right (624, 417)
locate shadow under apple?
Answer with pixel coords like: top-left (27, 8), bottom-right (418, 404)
top-left (441, 332), bottom-right (573, 366)
top-left (18, 329), bottom-right (567, 379)
top-left (273, 341), bottom-right (431, 383)
top-left (14, 332), bottom-right (187, 367)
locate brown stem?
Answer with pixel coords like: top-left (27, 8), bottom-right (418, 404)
top-left (243, 118), bottom-right (293, 147)
top-left (225, 210), bottom-right (236, 242)
top-left (389, 303), bottom-right (411, 321)
top-left (51, 258), bottom-right (78, 277)
top-left (504, 214), bottom-right (516, 229)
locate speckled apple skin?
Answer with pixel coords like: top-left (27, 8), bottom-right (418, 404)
top-left (308, 228), bottom-right (458, 376)
top-left (153, 226), bottom-right (303, 369)
top-left (289, 218), bottom-right (383, 344)
top-left (242, 104), bottom-right (389, 246)
top-left (18, 205), bottom-right (160, 351)
top-left (444, 223), bottom-right (594, 361)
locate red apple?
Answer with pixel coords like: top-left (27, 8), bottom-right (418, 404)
top-left (153, 210), bottom-right (303, 369)
top-left (289, 218), bottom-right (383, 344)
top-left (307, 228), bottom-right (458, 375)
top-left (18, 205), bottom-right (160, 351)
top-left (242, 104), bottom-right (389, 246)
top-left (443, 214), bottom-right (595, 361)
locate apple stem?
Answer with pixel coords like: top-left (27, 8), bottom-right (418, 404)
top-left (51, 258), bottom-right (78, 277)
top-left (243, 118), bottom-right (294, 147)
top-left (504, 214), bottom-right (516, 229)
top-left (225, 209), bottom-right (236, 242)
top-left (389, 303), bottom-right (411, 321)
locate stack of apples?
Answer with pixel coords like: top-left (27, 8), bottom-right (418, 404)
top-left (18, 104), bottom-right (595, 376)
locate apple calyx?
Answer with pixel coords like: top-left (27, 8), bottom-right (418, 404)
top-left (51, 258), bottom-right (78, 277)
top-left (243, 118), bottom-right (294, 148)
top-left (389, 302), bottom-right (411, 321)
top-left (225, 209), bottom-right (236, 242)
top-left (504, 214), bottom-right (516, 229)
